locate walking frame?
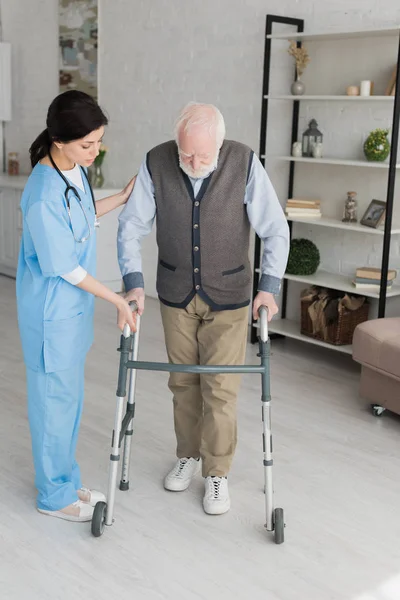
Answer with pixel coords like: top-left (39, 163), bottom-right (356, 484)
top-left (91, 303), bottom-right (285, 544)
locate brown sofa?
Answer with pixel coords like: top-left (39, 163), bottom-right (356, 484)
top-left (352, 318), bottom-right (400, 417)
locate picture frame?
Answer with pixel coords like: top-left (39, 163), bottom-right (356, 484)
top-left (360, 199), bottom-right (386, 229)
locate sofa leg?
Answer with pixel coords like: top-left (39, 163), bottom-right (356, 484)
top-left (371, 404), bottom-right (386, 417)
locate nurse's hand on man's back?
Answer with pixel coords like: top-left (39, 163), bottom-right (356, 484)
top-left (124, 287), bottom-right (145, 316)
top-left (120, 175), bottom-right (137, 204)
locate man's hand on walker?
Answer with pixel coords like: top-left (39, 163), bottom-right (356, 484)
top-left (252, 291), bottom-right (278, 322)
top-left (117, 298), bottom-right (137, 332)
top-left (124, 287), bottom-right (145, 316)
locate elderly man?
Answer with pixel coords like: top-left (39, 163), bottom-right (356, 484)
top-left (117, 102), bottom-right (289, 515)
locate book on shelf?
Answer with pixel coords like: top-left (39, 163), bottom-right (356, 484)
top-left (352, 281), bottom-right (393, 289)
top-left (286, 198), bottom-right (321, 208)
top-left (286, 207), bottom-right (321, 214)
top-left (355, 267), bottom-right (397, 281)
top-left (355, 276), bottom-right (393, 285)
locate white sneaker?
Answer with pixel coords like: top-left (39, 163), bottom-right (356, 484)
top-left (164, 458), bottom-right (200, 491)
top-left (78, 487), bottom-right (106, 506)
top-left (203, 477), bottom-right (230, 515)
top-left (37, 500), bottom-right (94, 522)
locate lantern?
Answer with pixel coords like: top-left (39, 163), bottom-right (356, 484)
top-left (302, 119), bottom-right (323, 157)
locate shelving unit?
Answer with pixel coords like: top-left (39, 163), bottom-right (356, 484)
top-left (253, 319), bottom-right (353, 355)
top-left (251, 14), bottom-right (400, 351)
top-left (268, 156), bottom-right (400, 168)
top-left (264, 95), bottom-right (395, 102)
top-left (286, 215), bottom-right (400, 235)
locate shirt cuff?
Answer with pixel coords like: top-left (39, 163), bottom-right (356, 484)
top-left (61, 266), bottom-right (87, 285)
top-left (123, 272), bottom-right (144, 292)
top-left (258, 274), bottom-right (281, 295)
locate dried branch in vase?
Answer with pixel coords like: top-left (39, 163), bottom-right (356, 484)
top-left (288, 41), bottom-right (310, 78)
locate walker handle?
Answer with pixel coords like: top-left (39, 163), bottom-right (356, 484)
top-left (123, 301), bottom-right (139, 339)
top-left (258, 305), bottom-right (269, 342)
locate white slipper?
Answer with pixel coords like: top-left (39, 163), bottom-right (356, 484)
top-left (37, 500), bottom-right (94, 522)
top-left (78, 487), bottom-right (106, 506)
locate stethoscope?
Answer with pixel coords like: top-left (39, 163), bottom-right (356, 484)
top-left (49, 152), bottom-right (99, 243)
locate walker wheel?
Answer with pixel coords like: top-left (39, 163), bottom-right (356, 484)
top-left (91, 501), bottom-right (107, 537)
top-left (273, 507), bottom-right (285, 544)
top-left (371, 404), bottom-right (386, 417)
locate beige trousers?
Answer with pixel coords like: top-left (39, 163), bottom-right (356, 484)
top-left (160, 295), bottom-right (248, 477)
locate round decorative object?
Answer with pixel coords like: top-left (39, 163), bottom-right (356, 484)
top-left (291, 78), bottom-right (305, 96)
top-left (346, 85), bottom-right (359, 96)
top-left (286, 238), bottom-right (320, 276)
top-left (363, 128), bottom-right (390, 162)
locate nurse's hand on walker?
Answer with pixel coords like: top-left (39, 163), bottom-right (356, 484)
top-left (76, 273), bottom-right (136, 332)
top-left (117, 296), bottom-right (137, 333)
top-left (252, 291), bottom-right (278, 322)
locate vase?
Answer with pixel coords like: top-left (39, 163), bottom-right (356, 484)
top-left (363, 130), bottom-right (390, 162)
top-left (291, 78), bottom-right (305, 96)
top-left (92, 164), bottom-right (105, 188)
top-left (312, 142), bottom-right (323, 158)
top-left (292, 141), bottom-right (302, 157)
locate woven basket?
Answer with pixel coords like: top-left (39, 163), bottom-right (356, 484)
top-left (301, 296), bottom-right (369, 346)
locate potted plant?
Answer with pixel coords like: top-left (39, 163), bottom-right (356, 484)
top-left (90, 143), bottom-right (108, 188)
top-left (363, 128), bottom-right (390, 162)
top-left (286, 238), bottom-right (320, 275)
top-left (288, 41), bottom-right (310, 96)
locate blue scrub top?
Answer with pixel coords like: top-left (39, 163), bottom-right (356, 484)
top-left (16, 164), bottom-right (97, 373)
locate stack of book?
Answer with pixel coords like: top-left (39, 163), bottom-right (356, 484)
top-left (352, 267), bottom-right (397, 290)
top-left (285, 198), bottom-right (321, 219)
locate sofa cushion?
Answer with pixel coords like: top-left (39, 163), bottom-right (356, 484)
top-left (353, 318), bottom-right (400, 381)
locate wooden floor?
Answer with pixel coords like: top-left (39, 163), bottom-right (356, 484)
top-left (1, 274), bottom-right (400, 600)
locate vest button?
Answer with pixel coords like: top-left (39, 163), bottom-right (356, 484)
top-left (194, 201), bottom-right (200, 207)
top-left (193, 223), bottom-right (199, 229)
top-left (194, 268), bottom-right (199, 273)
top-left (194, 246), bottom-right (199, 252)
top-left (195, 285), bottom-right (200, 290)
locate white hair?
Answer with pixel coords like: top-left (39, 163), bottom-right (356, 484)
top-left (174, 102), bottom-right (226, 148)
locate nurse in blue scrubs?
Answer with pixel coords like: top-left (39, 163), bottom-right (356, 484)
top-left (16, 90), bottom-right (136, 522)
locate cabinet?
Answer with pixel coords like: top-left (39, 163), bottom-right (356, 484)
top-left (0, 187), bottom-right (21, 277)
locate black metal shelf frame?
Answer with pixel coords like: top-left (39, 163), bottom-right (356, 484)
top-left (251, 14), bottom-right (400, 344)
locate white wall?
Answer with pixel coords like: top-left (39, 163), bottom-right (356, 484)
top-left (1, 0), bottom-right (400, 311)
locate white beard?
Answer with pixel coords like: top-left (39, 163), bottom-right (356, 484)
top-left (179, 152), bottom-right (219, 179)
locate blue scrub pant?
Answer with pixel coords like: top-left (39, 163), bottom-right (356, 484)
top-left (26, 352), bottom-right (85, 511)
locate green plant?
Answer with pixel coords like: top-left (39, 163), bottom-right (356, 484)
top-left (363, 128), bottom-right (390, 162)
top-left (286, 238), bottom-right (320, 275)
top-left (94, 143), bottom-right (108, 167)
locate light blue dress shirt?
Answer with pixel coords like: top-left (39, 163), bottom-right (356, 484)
top-left (118, 152), bottom-right (289, 295)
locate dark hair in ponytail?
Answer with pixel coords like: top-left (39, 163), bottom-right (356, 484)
top-left (29, 90), bottom-right (108, 168)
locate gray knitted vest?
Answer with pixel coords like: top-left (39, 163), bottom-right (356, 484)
top-left (147, 139), bottom-right (253, 310)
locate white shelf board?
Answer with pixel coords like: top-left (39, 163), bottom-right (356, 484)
top-left (253, 319), bottom-right (352, 355)
top-left (266, 26), bottom-right (400, 42)
top-left (283, 269), bottom-right (400, 299)
top-left (272, 156), bottom-right (399, 169)
top-left (286, 215), bottom-right (400, 235)
top-left (264, 95), bottom-right (395, 102)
